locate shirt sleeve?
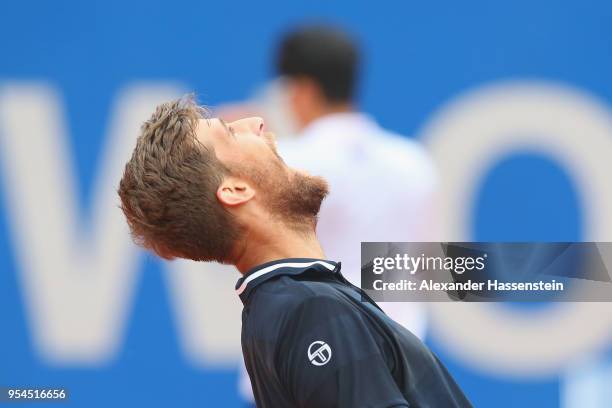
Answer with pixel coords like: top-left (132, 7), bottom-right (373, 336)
top-left (275, 295), bottom-right (410, 408)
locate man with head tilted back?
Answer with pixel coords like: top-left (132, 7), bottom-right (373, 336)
top-left (118, 97), bottom-right (471, 407)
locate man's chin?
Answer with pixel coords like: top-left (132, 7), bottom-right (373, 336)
top-left (297, 170), bottom-right (329, 196)
top-left (280, 170), bottom-right (329, 222)
top-left (293, 169), bottom-right (329, 192)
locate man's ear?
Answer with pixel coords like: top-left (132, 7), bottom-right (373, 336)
top-left (216, 176), bottom-right (255, 207)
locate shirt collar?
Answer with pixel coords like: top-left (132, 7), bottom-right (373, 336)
top-left (235, 258), bottom-right (340, 304)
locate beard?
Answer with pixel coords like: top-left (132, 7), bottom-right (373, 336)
top-left (272, 170), bottom-right (329, 228)
top-left (233, 159), bottom-right (329, 230)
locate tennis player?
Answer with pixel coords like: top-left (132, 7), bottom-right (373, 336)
top-left (118, 96), bottom-right (471, 407)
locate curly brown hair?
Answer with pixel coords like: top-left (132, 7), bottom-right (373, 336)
top-left (118, 95), bottom-right (241, 262)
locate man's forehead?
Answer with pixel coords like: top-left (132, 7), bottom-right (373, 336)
top-left (196, 117), bottom-right (224, 143)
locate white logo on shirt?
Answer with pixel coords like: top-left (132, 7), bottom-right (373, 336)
top-left (307, 341), bottom-right (332, 366)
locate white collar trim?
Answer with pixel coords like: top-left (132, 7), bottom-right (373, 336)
top-left (236, 260), bottom-right (336, 295)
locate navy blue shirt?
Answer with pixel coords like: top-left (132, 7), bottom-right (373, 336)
top-left (236, 258), bottom-right (472, 408)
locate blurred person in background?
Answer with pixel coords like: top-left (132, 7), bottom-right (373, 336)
top-left (239, 24), bottom-right (439, 405)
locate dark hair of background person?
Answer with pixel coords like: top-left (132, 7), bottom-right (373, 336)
top-left (276, 25), bottom-right (360, 103)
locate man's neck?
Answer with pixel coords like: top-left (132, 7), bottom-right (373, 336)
top-left (233, 226), bottom-right (325, 274)
top-left (298, 102), bottom-right (354, 131)
top-left (321, 102), bottom-right (353, 116)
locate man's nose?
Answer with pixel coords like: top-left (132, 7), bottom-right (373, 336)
top-left (232, 117), bottom-right (265, 136)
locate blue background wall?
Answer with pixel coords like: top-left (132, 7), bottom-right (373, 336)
top-left (1, 1), bottom-right (611, 406)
